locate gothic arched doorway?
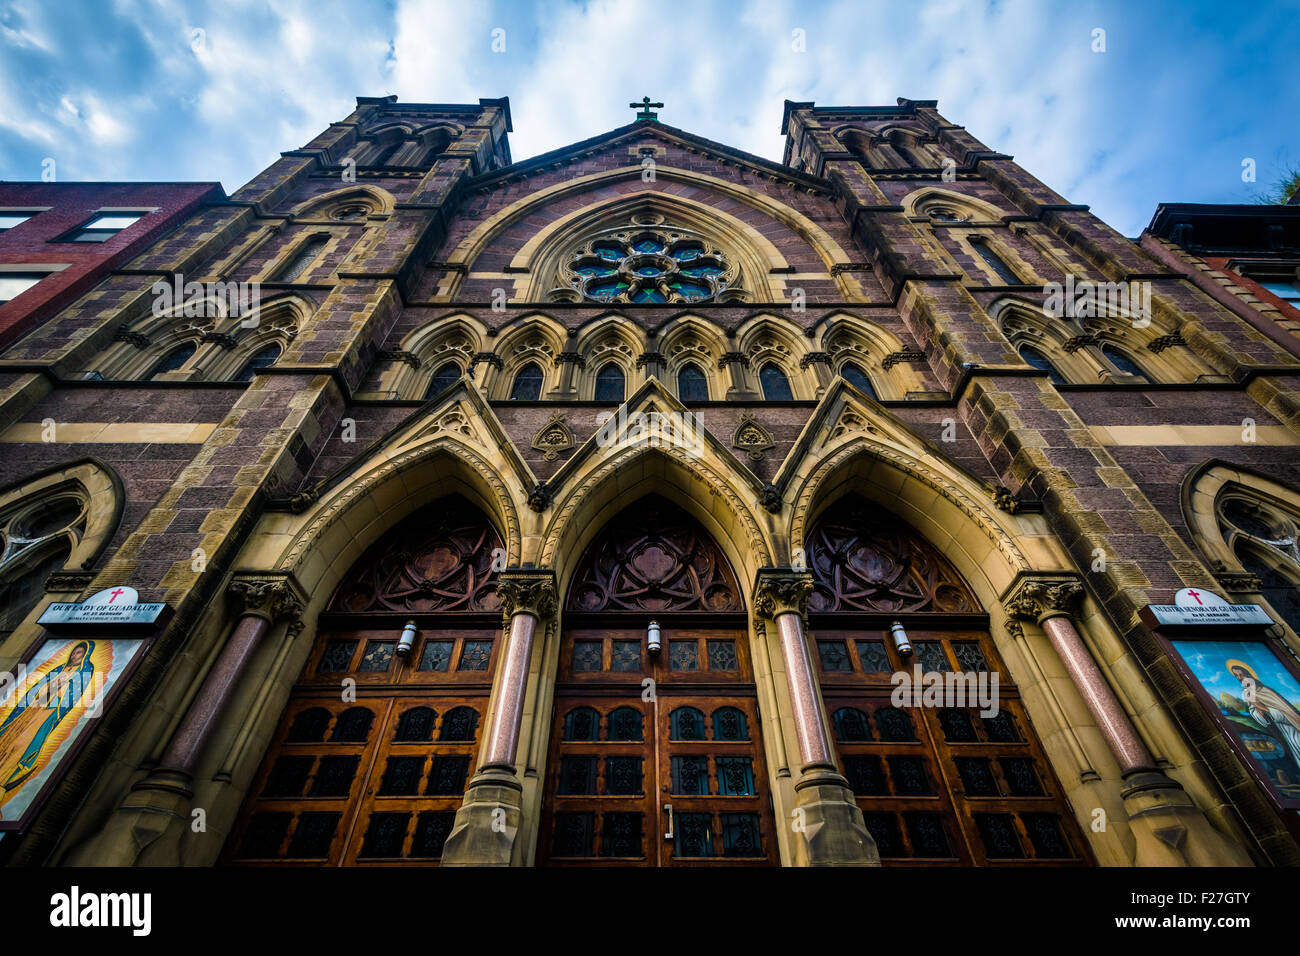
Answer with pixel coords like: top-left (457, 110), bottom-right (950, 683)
top-left (539, 496), bottom-right (779, 866)
top-left (224, 494), bottom-right (503, 865)
top-left (806, 495), bottom-right (1091, 865)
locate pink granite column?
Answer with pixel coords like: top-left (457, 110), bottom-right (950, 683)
top-left (159, 575), bottom-right (303, 778)
top-left (1039, 611), bottom-right (1154, 773)
top-left (774, 609), bottom-right (836, 768)
top-left (480, 569), bottom-right (556, 773)
top-left (1006, 577), bottom-right (1156, 774)
top-left (481, 609), bottom-right (539, 769)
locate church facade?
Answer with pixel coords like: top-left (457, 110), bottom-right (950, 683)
top-left (1, 94), bottom-right (1299, 867)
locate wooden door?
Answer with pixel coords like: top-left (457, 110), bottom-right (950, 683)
top-left (816, 626), bottom-right (1090, 865)
top-left (539, 628), bottom-right (778, 866)
top-left (224, 494), bottom-right (505, 866)
top-left (804, 494), bottom-right (1092, 866)
top-left (224, 627), bottom-right (497, 865)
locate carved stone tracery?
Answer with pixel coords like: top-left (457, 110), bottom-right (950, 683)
top-left (566, 495), bottom-right (742, 613)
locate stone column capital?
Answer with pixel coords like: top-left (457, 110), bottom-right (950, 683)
top-left (496, 568), bottom-right (558, 623)
top-left (1002, 572), bottom-right (1085, 623)
top-left (754, 568), bottom-right (815, 620)
top-left (227, 572), bottom-right (306, 624)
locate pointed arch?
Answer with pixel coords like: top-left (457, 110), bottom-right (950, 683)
top-left (96, 293), bottom-right (311, 382)
top-left (272, 436), bottom-right (526, 603)
top-left (901, 186), bottom-right (1008, 223)
top-left (384, 313), bottom-right (486, 399)
top-left (0, 459), bottom-right (123, 632)
top-left (442, 162), bottom-right (853, 300)
top-left (658, 314), bottom-right (728, 397)
top-left (1182, 461), bottom-right (1300, 637)
top-left (289, 184), bottom-right (396, 220)
top-left (817, 312), bottom-right (923, 400)
top-left (736, 314), bottom-right (814, 400)
top-left (542, 443), bottom-right (774, 595)
top-left (487, 314), bottom-right (567, 400)
top-left (573, 314), bottom-right (644, 399)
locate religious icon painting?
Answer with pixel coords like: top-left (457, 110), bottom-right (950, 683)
top-left (1168, 638), bottom-right (1300, 807)
top-left (0, 636), bottom-right (147, 830)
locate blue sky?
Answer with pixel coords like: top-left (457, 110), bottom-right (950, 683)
top-left (1, 0), bottom-right (1296, 235)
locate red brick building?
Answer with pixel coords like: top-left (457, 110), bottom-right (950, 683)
top-left (0, 182), bottom-right (222, 349)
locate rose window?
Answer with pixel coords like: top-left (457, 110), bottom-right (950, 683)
top-left (563, 227), bottom-right (733, 304)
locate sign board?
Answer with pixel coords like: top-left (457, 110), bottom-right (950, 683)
top-left (38, 586), bottom-right (168, 634)
top-left (1141, 602), bottom-right (1273, 629)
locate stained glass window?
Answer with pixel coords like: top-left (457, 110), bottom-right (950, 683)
top-left (232, 344), bottom-right (280, 383)
top-left (669, 639), bottom-right (698, 671)
top-left (150, 343), bottom-right (196, 379)
top-left (677, 364), bottom-right (709, 401)
top-left (458, 640), bottom-right (492, 671)
top-left (417, 640), bottom-right (453, 672)
top-left (707, 640), bottom-right (739, 671)
top-left (1101, 344), bottom-right (1149, 381)
top-left (1018, 345), bottom-right (1065, 385)
top-left (841, 362), bottom-right (878, 398)
top-left (426, 362), bottom-right (461, 398)
top-left (594, 363), bottom-right (625, 401)
top-left (971, 239), bottom-right (1021, 284)
top-left (567, 227), bottom-right (730, 303)
top-left (760, 364), bottom-right (794, 400)
top-left (509, 362), bottom-right (543, 400)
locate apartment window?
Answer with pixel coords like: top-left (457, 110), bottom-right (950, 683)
top-left (60, 211), bottom-right (147, 242)
top-left (0, 211), bottom-right (39, 232)
top-left (1256, 277), bottom-right (1300, 304)
top-left (0, 272), bottom-right (49, 304)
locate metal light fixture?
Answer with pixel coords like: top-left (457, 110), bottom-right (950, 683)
top-left (397, 620), bottom-right (418, 658)
top-left (647, 620), bottom-right (662, 655)
top-left (889, 620), bottom-right (912, 657)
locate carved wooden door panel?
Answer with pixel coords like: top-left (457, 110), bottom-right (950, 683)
top-left (539, 628), bottom-right (778, 866)
top-left (224, 628), bottom-right (496, 865)
top-left (540, 496), bottom-right (778, 866)
top-left (224, 495), bottom-right (504, 866)
top-left (818, 627), bottom-right (1089, 865)
top-left (806, 495), bottom-right (1092, 866)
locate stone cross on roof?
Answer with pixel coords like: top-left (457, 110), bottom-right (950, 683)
top-left (630, 96), bottom-right (664, 122)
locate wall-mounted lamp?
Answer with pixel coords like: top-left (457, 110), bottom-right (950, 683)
top-left (647, 620), bottom-right (662, 655)
top-left (889, 620), bottom-right (912, 657)
top-left (397, 620), bottom-right (418, 658)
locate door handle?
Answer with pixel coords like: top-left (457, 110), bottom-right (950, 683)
top-left (663, 803), bottom-right (674, 840)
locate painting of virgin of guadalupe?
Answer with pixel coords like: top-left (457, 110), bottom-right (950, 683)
top-left (1171, 639), bottom-right (1300, 801)
top-left (0, 636), bottom-right (144, 828)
